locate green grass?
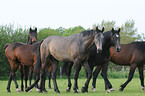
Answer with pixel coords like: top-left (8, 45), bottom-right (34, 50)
top-left (0, 78), bottom-right (145, 96)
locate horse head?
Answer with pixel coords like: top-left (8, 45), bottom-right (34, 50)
top-left (27, 27), bottom-right (37, 45)
top-left (94, 26), bottom-right (104, 53)
top-left (111, 28), bottom-right (121, 52)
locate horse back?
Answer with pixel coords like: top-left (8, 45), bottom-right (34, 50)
top-left (110, 42), bottom-right (145, 65)
top-left (5, 42), bottom-right (36, 66)
top-left (41, 35), bottom-right (86, 62)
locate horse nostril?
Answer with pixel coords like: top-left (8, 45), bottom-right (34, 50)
top-left (97, 49), bottom-right (102, 53)
top-left (117, 47), bottom-right (121, 52)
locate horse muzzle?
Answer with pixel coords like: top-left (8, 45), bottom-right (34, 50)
top-left (116, 46), bottom-right (121, 52)
top-left (97, 49), bottom-right (102, 53)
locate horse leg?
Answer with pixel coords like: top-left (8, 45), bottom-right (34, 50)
top-left (138, 65), bottom-right (145, 91)
top-left (119, 63), bottom-right (137, 91)
top-left (92, 66), bottom-right (102, 91)
top-left (48, 71), bottom-right (52, 89)
top-left (19, 65), bottom-right (24, 92)
top-left (8, 60), bottom-right (21, 92)
top-left (51, 59), bottom-right (60, 93)
top-left (101, 63), bottom-right (111, 93)
top-left (7, 72), bottom-right (12, 92)
top-left (48, 65), bottom-right (52, 89)
top-left (24, 65), bottom-right (29, 91)
top-left (66, 62), bottom-right (73, 92)
top-left (29, 69), bottom-right (33, 86)
top-left (81, 61), bottom-right (92, 93)
top-left (25, 71), bottom-right (40, 92)
top-left (73, 61), bottom-right (81, 93)
top-left (42, 71), bottom-right (47, 92)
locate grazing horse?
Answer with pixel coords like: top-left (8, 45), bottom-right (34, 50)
top-left (25, 27), bottom-right (105, 93)
top-left (109, 42), bottom-right (145, 91)
top-left (4, 40), bottom-right (43, 92)
top-left (62, 28), bottom-right (121, 93)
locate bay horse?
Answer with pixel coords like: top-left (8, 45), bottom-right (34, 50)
top-left (62, 28), bottom-right (121, 93)
top-left (4, 31), bottom-right (43, 93)
top-left (25, 26), bottom-right (105, 93)
top-left (109, 42), bottom-right (145, 91)
top-left (19, 27), bottom-right (38, 92)
top-left (91, 42), bottom-right (145, 92)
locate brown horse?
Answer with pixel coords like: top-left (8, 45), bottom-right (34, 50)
top-left (109, 42), bottom-right (145, 91)
top-left (4, 29), bottom-right (43, 93)
top-left (91, 42), bottom-right (145, 92)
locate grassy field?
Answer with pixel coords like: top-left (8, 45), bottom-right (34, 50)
top-left (0, 78), bottom-right (144, 96)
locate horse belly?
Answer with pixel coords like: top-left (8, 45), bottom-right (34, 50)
top-left (50, 48), bottom-right (73, 62)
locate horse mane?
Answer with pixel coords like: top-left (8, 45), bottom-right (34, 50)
top-left (79, 30), bottom-right (95, 38)
top-left (3, 43), bottom-right (10, 50)
top-left (130, 41), bottom-right (145, 52)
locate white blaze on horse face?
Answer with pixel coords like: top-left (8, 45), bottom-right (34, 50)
top-left (116, 34), bottom-right (119, 38)
top-left (95, 33), bottom-right (104, 53)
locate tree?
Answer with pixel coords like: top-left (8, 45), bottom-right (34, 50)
top-left (120, 20), bottom-right (141, 44)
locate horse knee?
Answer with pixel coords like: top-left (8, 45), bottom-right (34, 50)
top-left (87, 72), bottom-right (92, 78)
top-left (74, 74), bottom-right (78, 80)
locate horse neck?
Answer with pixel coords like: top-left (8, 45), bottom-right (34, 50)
top-left (83, 36), bottom-right (95, 50)
top-left (103, 31), bottom-right (112, 51)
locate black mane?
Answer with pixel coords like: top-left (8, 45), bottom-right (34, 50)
top-left (79, 30), bottom-right (95, 38)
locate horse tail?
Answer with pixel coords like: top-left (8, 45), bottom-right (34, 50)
top-left (62, 62), bottom-right (69, 75)
top-left (34, 40), bottom-right (44, 73)
top-left (3, 43), bottom-right (10, 50)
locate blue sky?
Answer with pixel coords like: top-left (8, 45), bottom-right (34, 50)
top-left (0, 0), bottom-right (145, 35)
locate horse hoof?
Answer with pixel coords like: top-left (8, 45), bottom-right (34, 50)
top-left (81, 87), bottom-right (88, 93)
top-left (106, 89), bottom-right (111, 93)
top-left (77, 89), bottom-right (79, 92)
top-left (36, 88), bottom-right (40, 92)
top-left (66, 87), bottom-right (70, 92)
top-left (43, 89), bottom-right (48, 93)
top-left (141, 86), bottom-right (145, 91)
top-left (25, 87), bottom-right (29, 92)
top-left (91, 86), bottom-right (96, 91)
top-left (55, 90), bottom-right (60, 93)
top-left (110, 88), bottom-right (114, 91)
top-left (17, 88), bottom-right (22, 93)
top-left (119, 88), bottom-right (123, 92)
top-left (7, 90), bottom-right (11, 93)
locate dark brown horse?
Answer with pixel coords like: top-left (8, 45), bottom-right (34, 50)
top-left (109, 42), bottom-right (145, 91)
top-left (19, 27), bottom-right (37, 92)
top-left (91, 42), bottom-right (145, 92)
top-left (62, 28), bottom-right (121, 93)
top-left (4, 29), bottom-right (43, 93)
top-left (25, 27), bottom-right (105, 93)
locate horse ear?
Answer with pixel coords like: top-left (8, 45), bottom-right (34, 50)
top-left (95, 26), bottom-right (98, 32)
top-left (29, 27), bottom-right (32, 33)
top-left (102, 27), bottom-right (104, 32)
top-left (35, 28), bottom-right (37, 31)
top-left (111, 28), bottom-right (114, 32)
top-left (118, 28), bottom-right (121, 32)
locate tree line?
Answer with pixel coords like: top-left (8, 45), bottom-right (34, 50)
top-left (0, 20), bottom-right (144, 78)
